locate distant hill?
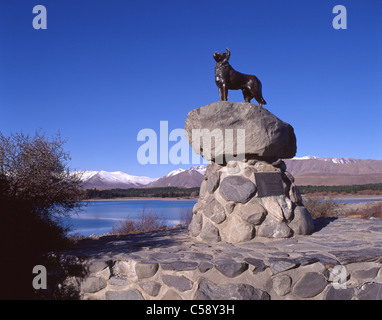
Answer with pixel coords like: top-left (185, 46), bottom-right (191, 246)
top-left (78, 157), bottom-right (382, 189)
top-left (77, 166), bottom-right (206, 189)
top-left (284, 156), bottom-right (382, 186)
top-left (146, 165), bottom-right (206, 188)
top-left (78, 171), bottom-right (157, 189)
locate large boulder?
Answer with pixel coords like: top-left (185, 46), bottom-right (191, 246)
top-left (185, 101), bottom-right (296, 163)
top-left (186, 102), bottom-right (313, 244)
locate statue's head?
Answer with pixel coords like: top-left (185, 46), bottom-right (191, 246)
top-left (213, 48), bottom-right (230, 63)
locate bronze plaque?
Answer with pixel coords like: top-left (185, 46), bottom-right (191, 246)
top-left (255, 172), bottom-right (284, 197)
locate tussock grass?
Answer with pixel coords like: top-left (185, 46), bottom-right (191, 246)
top-left (345, 201), bottom-right (382, 219)
top-left (112, 207), bottom-right (167, 235)
top-left (304, 197), bottom-right (342, 219)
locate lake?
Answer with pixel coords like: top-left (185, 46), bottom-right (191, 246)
top-left (67, 197), bottom-right (382, 236)
top-left (67, 200), bottom-right (197, 236)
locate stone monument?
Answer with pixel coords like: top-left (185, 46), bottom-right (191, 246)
top-left (185, 101), bottom-right (314, 243)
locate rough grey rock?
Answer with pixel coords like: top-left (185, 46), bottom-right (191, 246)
top-left (220, 215), bottom-right (254, 243)
top-left (244, 258), bottom-right (267, 274)
top-left (198, 261), bottom-right (214, 273)
top-left (205, 162), bottom-right (222, 180)
top-left (352, 267), bottom-right (379, 280)
top-left (161, 289), bottom-right (183, 300)
top-left (86, 260), bottom-right (109, 274)
top-left (139, 281), bottom-right (161, 297)
top-left (329, 248), bottom-right (382, 265)
top-left (199, 220), bottom-right (221, 242)
top-left (112, 261), bottom-right (136, 276)
top-left (148, 252), bottom-right (182, 261)
top-left (308, 254), bottom-right (339, 267)
top-left (194, 278), bottom-right (270, 300)
top-left (204, 197), bottom-right (226, 224)
top-left (225, 202), bottom-right (236, 214)
top-left (162, 275), bottom-right (193, 292)
top-left (237, 200), bottom-right (266, 225)
top-left (289, 206), bottom-right (314, 235)
top-left (254, 161), bottom-right (278, 172)
top-left (243, 166), bottom-right (255, 178)
top-left (188, 212), bottom-right (203, 237)
top-left (207, 171), bottom-right (221, 194)
top-left (277, 196), bottom-right (293, 221)
top-left (268, 258), bottom-right (299, 275)
top-left (105, 289), bottom-right (144, 300)
top-left (324, 286), bottom-right (354, 300)
top-left (184, 252), bottom-right (213, 261)
top-left (184, 101), bottom-right (297, 161)
top-left (260, 196), bottom-right (285, 222)
top-left (214, 259), bottom-right (248, 278)
top-left (219, 176), bottom-right (257, 203)
top-left (258, 217), bottom-right (293, 238)
top-left (199, 180), bottom-right (207, 199)
top-left (357, 283), bottom-right (382, 300)
top-left (135, 262), bottom-right (159, 279)
top-left (108, 275), bottom-right (129, 287)
top-left (283, 171), bottom-right (295, 183)
top-left (160, 261), bottom-right (198, 271)
top-left (289, 183), bottom-right (302, 205)
top-left (81, 277), bottom-right (107, 293)
top-left (272, 274), bottom-right (292, 296)
top-left (192, 201), bottom-right (203, 214)
top-left (293, 272), bottom-right (327, 298)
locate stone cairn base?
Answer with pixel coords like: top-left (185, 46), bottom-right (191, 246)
top-left (189, 159), bottom-right (314, 243)
top-left (185, 101), bottom-right (314, 244)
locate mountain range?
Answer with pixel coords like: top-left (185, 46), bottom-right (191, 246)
top-left (79, 157), bottom-right (382, 189)
top-left (77, 170), bottom-right (157, 189)
top-left (284, 156), bottom-right (382, 186)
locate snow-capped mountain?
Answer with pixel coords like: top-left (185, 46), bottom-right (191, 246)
top-left (165, 165), bottom-right (206, 177)
top-left (284, 156), bottom-right (382, 186)
top-left (78, 170), bottom-right (157, 189)
top-left (77, 166), bottom-right (206, 189)
top-left (78, 157), bottom-right (382, 189)
top-left (147, 165), bottom-right (206, 188)
top-left (292, 156), bottom-right (358, 164)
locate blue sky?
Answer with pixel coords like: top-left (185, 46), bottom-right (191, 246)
top-left (0, 0), bottom-right (381, 177)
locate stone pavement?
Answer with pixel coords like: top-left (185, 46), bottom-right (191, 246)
top-left (54, 217), bottom-right (382, 300)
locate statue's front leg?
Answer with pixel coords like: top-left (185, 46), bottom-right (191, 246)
top-left (218, 86), bottom-right (225, 101)
top-left (221, 84), bottom-right (228, 101)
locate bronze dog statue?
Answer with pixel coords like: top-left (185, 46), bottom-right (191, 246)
top-left (213, 48), bottom-right (266, 106)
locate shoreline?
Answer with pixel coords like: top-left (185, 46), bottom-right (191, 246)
top-left (84, 194), bottom-right (382, 202)
top-left (303, 194), bottom-right (382, 201)
top-left (85, 197), bottom-right (198, 202)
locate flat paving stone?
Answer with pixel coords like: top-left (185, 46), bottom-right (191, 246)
top-left (293, 272), bottom-right (327, 298)
top-left (57, 219), bottom-right (382, 300)
top-left (268, 258), bottom-right (300, 275)
top-left (214, 259), bottom-right (248, 278)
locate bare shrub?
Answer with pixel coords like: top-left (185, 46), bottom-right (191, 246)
top-left (0, 131), bottom-right (85, 251)
top-left (304, 197), bottom-right (342, 219)
top-left (346, 201), bottom-right (382, 219)
top-left (112, 207), bottom-right (166, 235)
top-left (0, 131), bottom-right (85, 299)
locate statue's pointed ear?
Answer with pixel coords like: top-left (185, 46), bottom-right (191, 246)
top-left (226, 48), bottom-right (231, 58)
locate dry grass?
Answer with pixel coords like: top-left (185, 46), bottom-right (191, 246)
top-left (304, 196), bottom-right (382, 220)
top-left (345, 201), bottom-right (382, 219)
top-left (178, 207), bottom-right (193, 227)
top-left (112, 207), bottom-right (167, 235)
top-left (303, 197), bottom-right (343, 219)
